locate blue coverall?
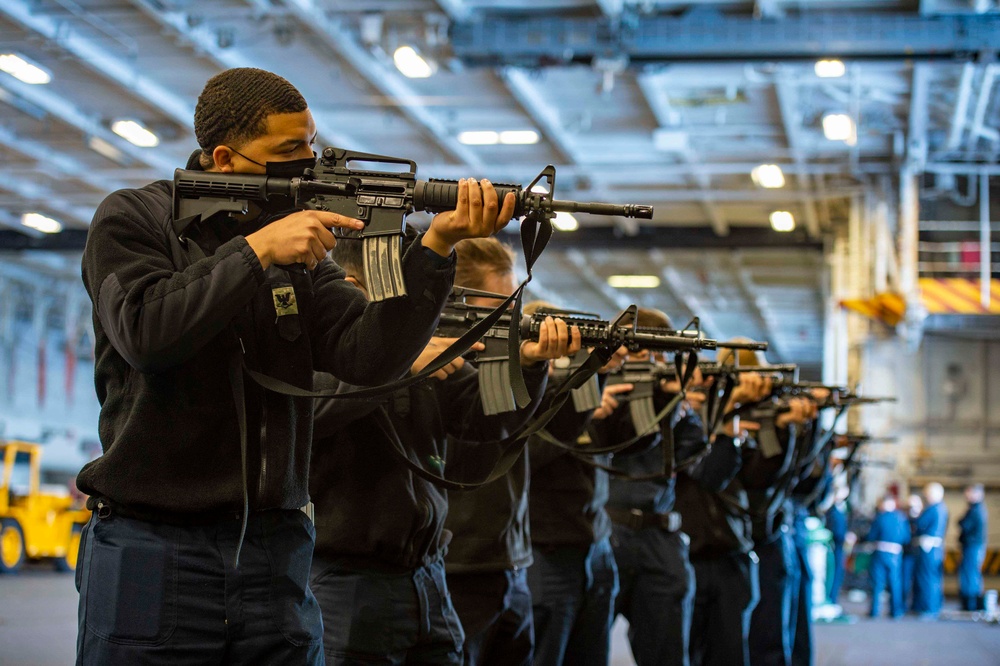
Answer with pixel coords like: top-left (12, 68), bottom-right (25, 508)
top-left (825, 503), bottom-right (848, 604)
top-left (912, 502), bottom-right (949, 616)
top-left (865, 510), bottom-right (910, 618)
top-left (958, 502), bottom-right (988, 611)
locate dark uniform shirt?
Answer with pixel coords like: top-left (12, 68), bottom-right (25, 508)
top-left (674, 430), bottom-right (752, 560)
top-left (310, 363), bottom-right (547, 570)
top-left (78, 178), bottom-right (454, 517)
top-left (528, 378), bottom-right (610, 548)
top-left (959, 502), bottom-right (987, 547)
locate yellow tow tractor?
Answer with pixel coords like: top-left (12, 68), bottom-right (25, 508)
top-left (0, 440), bottom-right (91, 573)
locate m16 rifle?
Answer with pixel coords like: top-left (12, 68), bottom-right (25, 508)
top-left (436, 291), bottom-right (768, 415)
top-left (172, 147), bottom-right (654, 301)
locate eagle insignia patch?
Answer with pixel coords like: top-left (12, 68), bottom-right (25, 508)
top-left (272, 286), bottom-right (299, 316)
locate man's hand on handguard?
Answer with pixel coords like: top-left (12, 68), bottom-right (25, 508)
top-left (246, 210), bottom-right (364, 270)
top-left (411, 337), bottom-right (486, 381)
top-left (520, 317), bottom-right (582, 367)
top-left (422, 179), bottom-right (517, 257)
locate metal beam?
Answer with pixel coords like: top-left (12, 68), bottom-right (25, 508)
top-left (0, 1), bottom-right (192, 126)
top-left (564, 249), bottom-right (633, 312)
top-left (774, 76), bottom-right (821, 237)
top-left (0, 174), bottom-right (94, 226)
top-left (281, 0), bottom-right (482, 167)
top-left (0, 229), bottom-right (89, 250)
top-left (500, 68), bottom-right (639, 235)
top-left (729, 251), bottom-right (787, 362)
top-left (648, 248), bottom-right (725, 339)
top-left (451, 13), bottom-right (1000, 65)
top-left (0, 126), bottom-right (130, 195)
top-left (129, 0), bottom-right (372, 153)
top-left (636, 71), bottom-right (729, 236)
top-left (0, 76), bottom-right (177, 175)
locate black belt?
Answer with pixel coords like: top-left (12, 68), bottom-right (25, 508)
top-left (608, 507), bottom-right (682, 532)
top-left (85, 497), bottom-right (312, 527)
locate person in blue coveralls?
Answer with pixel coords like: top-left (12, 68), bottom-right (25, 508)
top-left (912, 483), bottom-right (948, 618)
top-left (825, 484), bottom-right (849, 605)
top-left (864, 495), bottom-right (910, 619)
top-left (958, 484), bottom-right (988, 612)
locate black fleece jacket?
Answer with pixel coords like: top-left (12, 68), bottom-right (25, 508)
top-left (309, 362), bottom-right (548, 570)
top-left (674, 425), bottom-right (752, 561)
top-left (78, 178), bottom-right (454, 517)
top-left (444, 375), bottom-right (594, 571)
top-left (528, 377), bottom-right (610, 548)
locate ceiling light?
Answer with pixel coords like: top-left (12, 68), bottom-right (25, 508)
top-left (111, 119), bottom-right (159, 147)
top-left (815, 59), bottom-right (846, 78)
top-left (393, 45), bottom-right (434, 78)
top-left (0, 53), bottom-right (51, 85)
top-left (770, 211), bottom-right (795, 232)
top-left (822, 113), bottom-right (854, 142)
top-left (499, 130), bottom-right (539, 145)
top-left (552, 212), bottom-right (578, 231)
top-left (457, 130), bottom-right (499, 145)
top-left (751, 164), bottom-right (786, 189)
top-left (21, 212), bottom-right (62, 234)
top-left (88, 136), bottom-right (126, 163)
top-left (608, 275), bottom-right (661, 289)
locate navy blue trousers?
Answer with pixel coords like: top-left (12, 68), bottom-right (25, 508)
top-left (448, 568), bottom-right (534, 666)
top-left (527, 538), bottom-right (619, 666)
top-left (690, 552), bottom-right (759, 666)
top-left (310, 557), bottom-right (463, 665)
top-left (827, 541), bottom-right (845, 604)
top-left (959, 544), bottom-right (986, 611)
top-left (75, 508), bottom-right (323, 665)
top-left (912, 547), bottom-right (944, 615)
top-left (902, 552), bottom-right (917, 610)
top-left (611, 525), bottom-right (695, 666)
top-left (868, 551), bottom-right (903, 618)
top-left (790, 538), bottom-right (812, 666)
top-left (749, 533), bottom-right (798, 666)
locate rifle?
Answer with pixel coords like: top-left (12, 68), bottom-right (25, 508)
top-left (665, 361), bottom-right (799, 383)
top-left (436, 292), bottom-right (768, 415)
top-left (172, 147), bottom-right (653, 301)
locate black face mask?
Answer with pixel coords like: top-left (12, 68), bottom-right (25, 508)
top-left (229, 148), bottom-right (317, 178)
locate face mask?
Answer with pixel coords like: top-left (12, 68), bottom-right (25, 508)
top-left (228, 147), bottom-right (317, 178)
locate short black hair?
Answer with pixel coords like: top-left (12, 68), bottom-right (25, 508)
top-left (194, 68), bottom-right (307, 168)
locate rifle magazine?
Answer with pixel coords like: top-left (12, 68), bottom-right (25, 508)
top-left (570, 375), bottom-right (602, 413)
top-left (363, 235), bottom-right (407, 301)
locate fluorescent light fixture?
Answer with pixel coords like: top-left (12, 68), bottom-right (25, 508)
top-left (0, 53), bottom-right (51, 85)
top-left (822, 113), bottom-right (854, 142)
top-left (499, 130), bottom-right (539, 145)
top-left (112, 119), bottom-right (159, 147)
top-left (553, 212), bottom-right (578, 231)
top-left (21, 212), bottom-right (62, 234)
top-left (751, 164), bottom-right (786, 189)
top-left (769, 210), bottom-right (795, 232)
top-left (608, 275), bottom-right (661, 289)
top-left (393, 45), bottom-right (434, 78)
top-left (814, 59), bottom-right (846, 78)
top-left (88, 136), bottom-right (125, 163)
top-left (457, 130), bottom-right (499, 145)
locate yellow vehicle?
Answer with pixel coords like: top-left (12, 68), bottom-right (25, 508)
top-left (0, 440), bottom-right (91, 573)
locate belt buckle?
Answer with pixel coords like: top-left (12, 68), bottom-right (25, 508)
top-left (629, 508), bottom-right (644, 530)
top-left (667, 512), bottom-right (682, 533)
